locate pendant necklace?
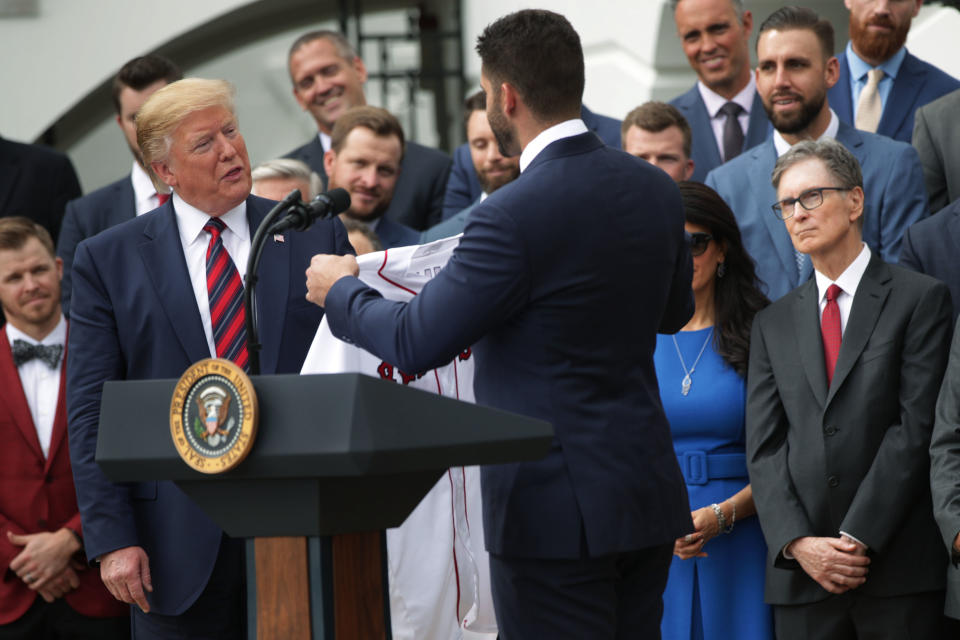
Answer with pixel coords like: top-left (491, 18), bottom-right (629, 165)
top-left (672, 328), bottom-right (714, 396)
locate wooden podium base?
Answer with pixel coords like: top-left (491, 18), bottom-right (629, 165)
top-left (253, 534), bottom-right (387, 640)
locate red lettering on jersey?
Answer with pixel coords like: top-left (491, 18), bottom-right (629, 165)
top-left (458, 348), bottom-right (472, 361)
top-left (377, 362), bottom-right (396, 382)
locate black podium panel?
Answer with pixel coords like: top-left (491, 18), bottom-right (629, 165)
top-left (97, 372), bottom-right (552, 536)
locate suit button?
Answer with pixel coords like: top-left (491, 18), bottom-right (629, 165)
top-left (824, 425), bottom-right (838, 436)
top-left (827, 476), bottom-right (839, 488)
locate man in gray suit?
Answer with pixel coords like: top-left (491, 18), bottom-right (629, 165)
top-left (747, 137), bottom-right (951, 639)
top-left (913, 88), bottom-right (960, 213)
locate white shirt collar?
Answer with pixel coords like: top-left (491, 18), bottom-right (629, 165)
top-left (318, 131), bottom-right (332, 153)
top-left (6, 313), bottom-right (67, 347)
top-left (172, 193), bottom-right (249, 247)
top-left (697, 75), bottom-right (757, 118)
top-left (519, 119), bottom-right (589, 173)
top-left (814, 243), bottom-right (871, 303)
top-left (773, 109), bottom-right (841, 157)
top-left (131, 162), bottom-right (163, 216)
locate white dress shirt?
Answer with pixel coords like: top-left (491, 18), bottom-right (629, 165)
top-left (773, 110), bottom-right (841, 157)
top-left (317, 131), bottom-right (332, 154)
top-left (172, 194), bottom-right (251, 358)
top-left (697, 77), bottom-right (757, 157)
top-left (519, 119), bottom-right (589, 173)
top-left (7, 315), bottom-right (67, 459)
top-left (131, 162), bottom-right (167, 216)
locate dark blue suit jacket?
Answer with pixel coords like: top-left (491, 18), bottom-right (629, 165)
top-left (440, 106), bottom-right (622, 220)
top-left (828, 50), bottom-right (960, 144)
top-left (669, 85), bottom-right (771, 183)
top-left (899, 199), bottom-right (960, 323)
top-left (57, 175), bottom-right (136, 317)
top-left (326, 132), bottom-right (694, 558)
top-left (373, 216), bottom-right (420, 249)
top-left (0, 138), bottom-right (81, 245)
top-left (706, 120), bottom-right (928, 300)
top-left (66, 196), bottom-right (352, 615)
top-left (286, 137), bottom-right (451, 231)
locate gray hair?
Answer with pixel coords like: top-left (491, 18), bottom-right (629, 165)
top-left (671, 0), bottom-right (746, 22)
top-left (289, 30), bottom-right (357, 63)
top-left (251, 158), bottom-right (323, 200)
top-left (771, 138), bottom-right (862, 191)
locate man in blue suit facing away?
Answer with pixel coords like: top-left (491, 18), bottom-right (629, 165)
top-left (706, 7), bottom-right (927, 301)
top-left (67, 78), bottom-right (353, 638)
top-left (669, 0), bottom-right (772, 182)
top-left (304, 10), bottom-right (695, 639)
top-left (827, 0), bottom-right (959, 143)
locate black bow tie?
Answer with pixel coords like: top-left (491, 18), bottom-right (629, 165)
top-left (12, 339), bottom-right (63, 369)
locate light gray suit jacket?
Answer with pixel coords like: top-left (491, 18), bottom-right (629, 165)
top-left (913, 88), bottom-right (960, 213)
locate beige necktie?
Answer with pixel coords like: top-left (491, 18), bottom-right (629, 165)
top-left (855, 68), bottom-right (884, 133)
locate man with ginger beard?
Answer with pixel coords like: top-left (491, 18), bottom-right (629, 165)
top-left (66, 78), bottom-right (352, 637)
top-left (827, 0), bottom-right (959, 142)
top-left (325, 106), bottom-right (420, 249)
top-left (422, 91), bottom-right (520, 242)
top-left (705, 6), bottom-right (928, 301)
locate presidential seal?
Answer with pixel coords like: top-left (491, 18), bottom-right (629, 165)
top-left (170, 358), bottom-right (258, 474)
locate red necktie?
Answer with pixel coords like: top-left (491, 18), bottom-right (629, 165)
top-left (203, 218), bottom-right (248, 370)
top-left (821, 284), bottom-right (842, 386)
top-left (157, 192), bottom-right (171, 206)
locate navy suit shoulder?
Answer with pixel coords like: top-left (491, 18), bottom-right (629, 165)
top-left (422, 201), bottom-right (474, 242)
top-left (900, 199), bottom-right (960, 322)
top-left (441, 143), bottom-right (482, 220)
top-left (384, 141), bottom-right (452, 231)
top-left (374, 216), bottom-right (420, 249)
top-left (57, 175), bottom-right (135, 317)
top-left (0, 138), bottom-right (81, 244)
top-left (326, 132), bottom-right (694, 559)
top-left (580, 105), bottom-right (622, 149)
top-left (284, 136), bottom-right (326, 178)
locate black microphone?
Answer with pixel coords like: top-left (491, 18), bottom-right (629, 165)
top-left (270, 188), bottom-right (351, 233)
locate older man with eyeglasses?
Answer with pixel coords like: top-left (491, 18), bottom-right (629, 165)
top-left (745, 136), bottom-right (952, 640)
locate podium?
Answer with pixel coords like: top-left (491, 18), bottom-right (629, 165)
top-left (96, 372), bottom-right (552, 639)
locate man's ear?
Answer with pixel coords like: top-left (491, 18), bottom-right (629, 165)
top-left (151, 160), bottom-right (177, 189)
top-left (500, 82), bottom-right (518, 116)
top-left (323, 149), bottom-right (337, 180)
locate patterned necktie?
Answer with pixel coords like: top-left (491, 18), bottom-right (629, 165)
top-left (821, 284), bottom-right (842, 386)
top-left (855, 68), bottom-right (884, 133)
top-left (203, 218), bottom-right (248, 370)
top-left (12, 339), bottom-right (63, 369)
top-left (157, 192), bottom-right (171, 206)
top-left (719, 101), bottom-right (745, 162)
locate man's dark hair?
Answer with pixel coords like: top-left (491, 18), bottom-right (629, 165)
top-left (111, 55), bottom-right (182, 115)
top-left (621, 102), bottom-right (693, 158)
top-left (330, 106), bottom-right (405, 157)
top-left (757, 6), bottom-right (835, 58)
top-left (475, 10), bottom-right (584, 122)
top-left (463, 90), bottom-right (486, 127)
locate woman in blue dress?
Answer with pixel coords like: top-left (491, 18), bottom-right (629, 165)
top-left (656, 182), bottom-right (772, 640)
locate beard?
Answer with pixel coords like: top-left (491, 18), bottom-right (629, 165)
top-left (477, 162), bottom-right (520, 194)
top-left (849, 13), bottom-right (910, 63)
top-left (486, 99), bottom-right (521, 158)
top-left (763, 88), bottom-right (827, 136)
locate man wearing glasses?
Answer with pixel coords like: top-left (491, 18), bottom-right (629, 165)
top-left (746, 136), bottom-right (952, 639)
top-left (704, 6), bottom-right (927, 301)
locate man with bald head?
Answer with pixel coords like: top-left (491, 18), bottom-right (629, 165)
top-left (66, 78), bottom-right (352, 637)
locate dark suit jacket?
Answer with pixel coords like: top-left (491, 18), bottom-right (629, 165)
top-left (325, 132), bottom-right (695, 558)
top-left (286, 137), bottom-right (451, 231)
top-left (66, 196), bottom-right (352, 616)
top-left (440, 106), bottom-right (622, 220)
top-left (829, 50), bottom-right (960, 144)
top-left (899, 199), bottom-right (960, 323)
top-left (913, 88), bottom-right (960, 213)
top-left (746, 255), bottom-right (952, 605)
top-left (0, 138), bottom-right (81, 245)
top-left (930, 315), bottom-right (960, 619)
top-left (706, 120), bottom-right (928, 300)
top-left (57, 175), bottom-right (136, 317)
top-left (421, 201), bottom-right (474, 243)
top-left (669, 85), bottom-right (771, 183)
top-left (0, 329), bottom-right (126, 624)
top-left (373, 216), bottom-right (419, 249)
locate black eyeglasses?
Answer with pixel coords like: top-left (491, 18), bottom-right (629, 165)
top-left (772, 186), bottom-right (849, 220)
top-left (688, 232), bottom-right (713, 257)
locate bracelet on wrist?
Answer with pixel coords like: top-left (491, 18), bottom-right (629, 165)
top-left (710, 503), bottom-right (727, 533)
top-left (723, 500), bottom-right (736, 534)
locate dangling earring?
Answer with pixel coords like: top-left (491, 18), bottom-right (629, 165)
top-left (717, 261), bottom-right (726, 278)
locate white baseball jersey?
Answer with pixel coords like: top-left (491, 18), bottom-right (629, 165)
top-left (301, 235), bottom-right (496, 639)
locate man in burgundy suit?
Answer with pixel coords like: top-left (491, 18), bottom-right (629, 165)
top-left (0, 217), bottom-right (128, 638)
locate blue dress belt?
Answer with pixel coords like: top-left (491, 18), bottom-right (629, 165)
top-left (678, 451), bottom-right (748, 485)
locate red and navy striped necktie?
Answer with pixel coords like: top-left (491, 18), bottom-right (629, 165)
top-left (203, 217), bottom-right (248, 370)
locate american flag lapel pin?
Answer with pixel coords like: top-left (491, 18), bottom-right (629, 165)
top-left (273, 233), bottom-right (285, 243)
